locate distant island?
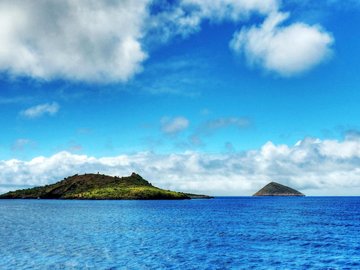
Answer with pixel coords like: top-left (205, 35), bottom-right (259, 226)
top-left (0, 173), bottom-right (213, 200)
top-left (253, 182), bottom-right (305, 196)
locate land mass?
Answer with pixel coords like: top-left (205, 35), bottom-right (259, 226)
top-left (0, 173), bottom-right (213, 200)
top-left (253, 182), bottom-right (305, 196)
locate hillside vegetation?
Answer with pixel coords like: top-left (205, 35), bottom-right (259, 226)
top-left (0, 173), bottom-right (212, 200)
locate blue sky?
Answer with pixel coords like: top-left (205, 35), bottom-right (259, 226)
top-left (1, 0), bottom-right (360, 195)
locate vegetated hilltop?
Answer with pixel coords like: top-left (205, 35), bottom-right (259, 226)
top-left (253, 182), bottom-right (305, 196)
top-left (0, 173), bottom-right (212, 200)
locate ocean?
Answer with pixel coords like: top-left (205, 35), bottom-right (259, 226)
top-left (1, 197), bottom-right (360, 269)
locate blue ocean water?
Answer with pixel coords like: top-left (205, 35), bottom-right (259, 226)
top-left (1, 197), bottom-right (360, 269)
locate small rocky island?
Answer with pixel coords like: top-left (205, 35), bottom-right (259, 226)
top-left (0, 173), bottom-right (212, 200)
top-left (253, 182), bottom-right (305, 196)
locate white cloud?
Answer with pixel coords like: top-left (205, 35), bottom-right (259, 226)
top-left (230, 12), bottom-right (334, 76)
top-left (21, 102), bottom-right (59, 118)
top-left (151, 1), bottom-right (334, 76)
top-left (182, 0), bottom-right (279, 20)
top-left (0, 0), bottom-right (148, 82)
top-left (149, 0), bottom-right (280, 41)
top-left (161, 116), bottom-right (190, 135)
top-left (0, 0), bottom-right (334, 82)
top-left (2, 136), bottom-right (360, 196)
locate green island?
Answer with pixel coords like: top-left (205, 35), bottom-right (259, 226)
top-left (0, 173), bottom-right (213, 200)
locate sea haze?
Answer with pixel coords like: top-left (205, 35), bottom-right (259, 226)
top-left (1, 197), bottom-right (360, 269)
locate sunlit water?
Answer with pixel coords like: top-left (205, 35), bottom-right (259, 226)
top-left (1, 197), bottom-right (360, 269)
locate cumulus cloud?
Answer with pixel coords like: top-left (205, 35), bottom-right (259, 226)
top-left (161, 116), bottom-right (190, 135)
top-left (2, 136), bottom-right (360, 196)
top-left (21, 102), bottom-right (59, 119)
top-left (149, 0), bottom-right (279, 41)
top-left (151, 1), bottom-right (334, 76)
top-left (0, 0), bottom-right (148, 82)
top-left (230, 12), bottom-right (334, 76)
top-left (181, 0), bottom-right (279, 24)
top-left (0, 0), bottom-right (334, 82)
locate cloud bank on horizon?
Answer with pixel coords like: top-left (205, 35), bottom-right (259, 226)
top-left (0, 0), bottom-right (333, 82)
top-left (2, 135), bottom-right (360, 196)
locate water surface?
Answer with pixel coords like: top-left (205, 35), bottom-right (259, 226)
top-left (1, 197), bottom-right (360, 269)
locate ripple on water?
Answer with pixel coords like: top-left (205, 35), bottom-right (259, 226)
top-left (0, 197), bottom-right (360, 269)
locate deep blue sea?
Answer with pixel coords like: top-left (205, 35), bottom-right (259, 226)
top-left (1, 197), bottom-right (360, 269)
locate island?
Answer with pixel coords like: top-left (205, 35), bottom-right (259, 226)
top-left (253, 181), bottom-right (305, 196)
top-left (0, 172), bottom-right (213, 200)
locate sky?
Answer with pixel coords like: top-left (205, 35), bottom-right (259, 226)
top-left (1, 0), bottom-right (360, 195)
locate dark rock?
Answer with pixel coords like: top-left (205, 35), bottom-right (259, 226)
top-left (253, 182), bottom-right (305, 196)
